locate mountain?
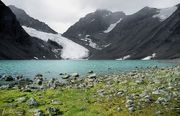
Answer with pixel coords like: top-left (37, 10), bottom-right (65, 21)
top-left (9, 5), bottom-right (57, 34)
top-left (64, 5), bottom-right (180, 60)
top-left (63, 10), bottom-right (126, 55)
top-left (4, 4), bottom-right (89, 60)
top-left (0, 1), bottom-right (62, 59)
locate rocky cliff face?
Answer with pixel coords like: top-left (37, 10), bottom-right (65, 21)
top-left (0, 1), bottom-right (61, 59)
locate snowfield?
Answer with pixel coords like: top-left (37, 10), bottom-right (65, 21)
top-left (153, 6), bottom-right (177, 21)
top-left (142, 53), bottom-right (156, 60)
top-left (23, 26), bottom-right (89, 60)
top-left (104, 18), bottom-right (122, 33)
top-left (116, 55), bottom-right (131, 60)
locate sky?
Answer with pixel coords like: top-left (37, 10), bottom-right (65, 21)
top-left (2, 0), bottom-right (180, 33)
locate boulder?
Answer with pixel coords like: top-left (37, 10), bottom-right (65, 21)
top-left (62, 74), bottom-right (70, 79)
top-left (88, 73), bottom-right (96, 79)
top-left (26, 97), bottom-right (38, 106)
top-left (15, 97), bottom-right (27, 103)
top-left (71, 73), bottom-right (79, 77)
top-left (34, 109), bottom-right (43, 116)
top-left (46, 107), bottom-right (60, 115)
top-left (1, 75), bottom-right (14, 81)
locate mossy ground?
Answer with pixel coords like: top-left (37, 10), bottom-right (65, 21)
top-left (0, 67), bottom-right (179, 116)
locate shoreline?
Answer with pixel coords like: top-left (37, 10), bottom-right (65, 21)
top-left (0, 66), bottom-right (179, 115)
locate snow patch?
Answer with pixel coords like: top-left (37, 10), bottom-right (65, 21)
top-left (104, 18), bottom-right (122, 33)
top-left (34, 57), bottom-right (38, 60)
top-left (142, 53), bottom-right (156, 60)
top-left (153, 6), bottom-right (177, 21)
top-left (23, 26), bottom-right (89, 60)
top-left (116, 55), bottom-right (131, 60)
top-left (80, 35), bottom-right (102, 50)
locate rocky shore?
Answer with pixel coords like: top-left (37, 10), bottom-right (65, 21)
top-left (0, 66), bottom-right (179, 116)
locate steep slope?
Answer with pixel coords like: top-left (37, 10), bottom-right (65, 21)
top-left (23, 26), bottom-right (89, 59)
top-left (9, 5), bottom-right (57, 34)
top-left (90, 6), bottom-right (180, 59)
top-left (63, 10), bottom-right (126, 54)
top-left (0, 1), bottom-right (61, 59)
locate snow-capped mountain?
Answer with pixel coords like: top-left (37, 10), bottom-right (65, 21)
top-left (7, 5), bottom-right (89, 60)
top-left (23, 26), bottom-right (89, 59)
top-left (9, 5), bottom-right (57, 34)
top-left (0, 1), bottom-right (61, 59)
top-left (64, 5), bottom-right (180, 60)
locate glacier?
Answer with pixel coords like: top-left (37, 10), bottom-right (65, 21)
top-left (23, 26), bottom-right (89, 60)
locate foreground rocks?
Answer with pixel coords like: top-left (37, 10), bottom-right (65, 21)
top-left (0, 66), bottom-right (179, 115)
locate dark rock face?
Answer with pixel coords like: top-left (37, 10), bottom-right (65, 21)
top-left (63, 9), bottom-right (126, 54)
top-left (0, 1), bottom-right (61, 59)
top-left (9, 5), bottom-right (57, 34)
top-left (64, 5), bottom-right (180, 59)
top-left (92, 6), bottom-right (180, 59)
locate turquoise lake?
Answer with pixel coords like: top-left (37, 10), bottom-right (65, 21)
top-left (0, 60), bottom-right (173, 79)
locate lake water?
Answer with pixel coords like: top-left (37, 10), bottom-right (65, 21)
top-left (0, 60), bottom-right (174, 79)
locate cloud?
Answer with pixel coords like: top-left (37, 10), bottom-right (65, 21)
top-left (2, 0), bottom-right (180, 33)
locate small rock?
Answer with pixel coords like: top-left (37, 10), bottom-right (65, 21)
top-left (15, 97), bottom-right (27, 103)
top-left (1, 75), bottom-right (14, 81)
top-left (71, 73), bottom-right (79, 77)
top-left (80, 106), bottom-right (87, 111)
top-left (46, 107), bottom-right (60, 115)
top-left (155, 97), bottom-right (168, 105)
top-left (62, 74), bottom-right (70, 79)
top-left (155, 110), bottom-right (163, 115)
top-left (88, 73), bottom-right (96, 79)
top-left (128, 106), bottom-right (135, 112)
top-left (59, 73), bottom-right (64, 75)
top-left (88, 70), bottom-right (94, 74)
top-left (135, 79), bottom-right (144, 84)
top-left (35, 74), bottom-right (43, 78)
top-left (34, 109), bottom-right (43, 116)
top-left (116, 107), bottom-right (122, 112)
top-left (51, 100), bottom-right (62, 105)
top-left (26, 97), bottom-right (38, 106)
top-left (15, 109), bottom-right (25, 116)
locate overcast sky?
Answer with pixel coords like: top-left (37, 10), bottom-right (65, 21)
top-left (2, 0), bottom-right (180, 33)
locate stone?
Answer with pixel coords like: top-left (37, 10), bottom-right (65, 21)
top-left (135, 79), bottom-right (144, 84)
top-left (34, 109), bottom-right (43, 116)
top-left (1, 75), bottom-right (14, 81)
top-left (51, 100), bottom-right (62, 105)
top-left (80, 106), bottom-right (87, 111)
top-left (116, 91), bottom-right (124, 97)
top-left (88, 70), bottom-right (94, 74)
top-left (128, 106), bottom-right (135, 112)
top-left (46, 107), bottom-right (60, 115)
top-left (71, 73), bottom-right (79, 77)
top-left (15, 109), bottom-right (25, 116)
top-left (155, 97), bottom-right (168, 105)
top-left (116, 107), bottom-right (122, 112)
top-left (26, 97), bottom-right (38, 106)
top-left (15, 97), bottom-right (27, 103)
top-left (62, 74), bottom-right (70, 79)
top-left (59, 73), bottom-right (64, 75)
top-left (88, 73), bottom-right (96, 79)
top-left (36, 79), bottom-right (43, 85)
top-left (35, 74), bottom-right (43, 78)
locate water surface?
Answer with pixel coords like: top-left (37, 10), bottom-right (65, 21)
top-left (0, 60), bottom-right (173, 79)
